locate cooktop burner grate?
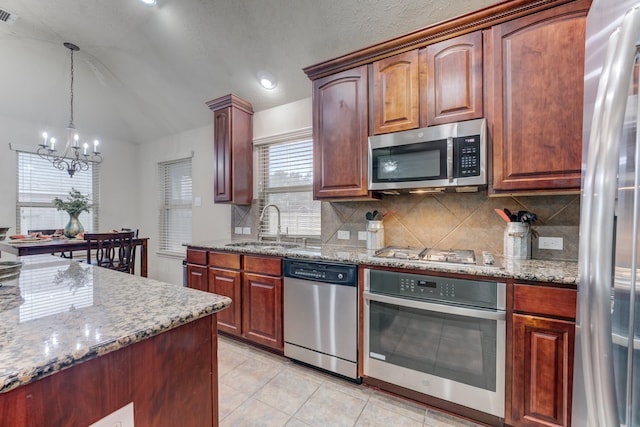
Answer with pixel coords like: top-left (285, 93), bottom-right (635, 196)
top-left (374, 246), bottom-right (478, 265)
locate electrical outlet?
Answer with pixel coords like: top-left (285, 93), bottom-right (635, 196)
top-left (337, 230), bottom-right (350, 240)
top-left (242, 227), bottom-right (251, 235)
top-left (193, 196), bottom-right (202, 207)
top-left (358, 231), bottom-right (367, 241)
top-left (539, 236), bottom-right (563, 250)
top-left (234, 227), bottom-right (242, 235)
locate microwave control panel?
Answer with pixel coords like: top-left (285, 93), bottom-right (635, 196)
top-left (454, 135), bottom-right (480, 178)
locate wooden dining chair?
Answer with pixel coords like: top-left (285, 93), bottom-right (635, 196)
top-left (85, 231), bottom-right (136, 274)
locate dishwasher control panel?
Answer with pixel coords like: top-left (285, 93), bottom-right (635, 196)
top-left (284, 259), bottom-right (357, 286)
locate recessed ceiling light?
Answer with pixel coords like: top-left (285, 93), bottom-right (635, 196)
top-left (140, 0), bottom-right (156, 5)
top-left (257, 71), bottom-right (277, 90)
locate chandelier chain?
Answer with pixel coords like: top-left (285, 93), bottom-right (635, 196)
top-left (69, 47), bottom-right (74, 128)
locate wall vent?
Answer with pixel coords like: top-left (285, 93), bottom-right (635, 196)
top-left (0, 8), bottom-right (18, 25)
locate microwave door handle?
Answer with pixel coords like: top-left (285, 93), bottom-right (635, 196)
top-left (447, 137), bottom-right (454, 182)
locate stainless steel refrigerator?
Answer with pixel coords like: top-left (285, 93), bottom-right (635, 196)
top-left (574, 1), bottom-right (640, 426)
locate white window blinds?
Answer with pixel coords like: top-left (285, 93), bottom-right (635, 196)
top-left (256, 134), bottom-right (321, 238)
top-left (158, 157), bottom-right (192, 255)
top-left (16, 151), bottom-right (99, 234)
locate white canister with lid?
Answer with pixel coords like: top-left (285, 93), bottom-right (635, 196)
top-left (366, 220), bottom-right (385, 250)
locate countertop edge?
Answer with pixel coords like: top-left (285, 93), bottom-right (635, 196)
top-left (0, 296), bottom-right (231, 394)
top-left (185, 240), bottom-right (579, 286)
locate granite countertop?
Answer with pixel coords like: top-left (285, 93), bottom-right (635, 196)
top-left (187, 239), bottom-right (579, 286)
top-left (0, 256), bottom-right (231, 394)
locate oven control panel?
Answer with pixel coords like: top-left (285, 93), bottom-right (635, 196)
top-left (368, 269), bottom-right (500, 310)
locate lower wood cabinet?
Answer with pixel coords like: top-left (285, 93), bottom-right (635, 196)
top-left (209, 267), bottom-right (242, 335)
top-left (187, 248), bottom-right (284, 352)
top-left (242, 272), bottom-right (283, 349)
top-left (509, 284), bottom-right (576, 427)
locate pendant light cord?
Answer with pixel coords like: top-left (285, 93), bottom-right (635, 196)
top-left (69, 47), bottom-right (74, 128)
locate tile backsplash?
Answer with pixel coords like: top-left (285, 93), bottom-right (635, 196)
top-left (321, 192), bottom-right (580, 261)
top-left (232, 192), bottom-right (581, 262)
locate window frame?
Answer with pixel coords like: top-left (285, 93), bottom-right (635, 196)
top-left (15, 150), bottom-right (100, 235)
top-left (157, 155), bottom-right (193, 257)
top-left (254, 127), bottom-right (320, 240)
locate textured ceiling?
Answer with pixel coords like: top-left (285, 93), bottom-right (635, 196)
top-left (0, 0), bottom-right (503, 144)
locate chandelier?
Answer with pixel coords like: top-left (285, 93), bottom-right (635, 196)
top-left (37, 42), bottom-right (102, 177)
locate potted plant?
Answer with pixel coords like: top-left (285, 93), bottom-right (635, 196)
top-left (53, 188), bottom-right (93, 238)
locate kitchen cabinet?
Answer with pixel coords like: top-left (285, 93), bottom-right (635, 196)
top-left (190, 248), bottom-right (284, 352)
top-left (370, 31), bottom-right (482, 134)
top-left (208, 251), bottom-right (243, 336)
top-left (242, 255), bottom-right (283, 350)
top-left (509, 284), bottom-right (577, 427)
top-left (421, 31), bottom-right (483, 126)
top-left (206, 94), bottom-right (253, 205)
top-left (313, 66), bottom-right (372, 199)
top-left (186, 249), bottom-right (208, 292)
top-left (370, 50), bottom-right (420, 134)
top-left (486, 0), bottom-right (590, 193)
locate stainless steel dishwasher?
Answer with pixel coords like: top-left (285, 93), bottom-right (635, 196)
top-left (283, 258), bottom-right (359, 380)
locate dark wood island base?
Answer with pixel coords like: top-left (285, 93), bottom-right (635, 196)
top-left (0, 315), bottom-right (219, 427)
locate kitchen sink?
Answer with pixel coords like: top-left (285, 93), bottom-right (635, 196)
top-left (225, 241), bottom-right (300, 250)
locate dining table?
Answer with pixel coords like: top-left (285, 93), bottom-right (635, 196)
top-left (0, 237), bottom-right (149, 277)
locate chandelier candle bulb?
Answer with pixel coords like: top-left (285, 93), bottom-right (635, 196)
top-left (50, 138), bottom-right (55, 150)
top-left (41, 132), bottom-right (47, 146)
top-left (83, 143), bottom-right (88, 155)
top-left (93, 140), bottom-right (99, 153)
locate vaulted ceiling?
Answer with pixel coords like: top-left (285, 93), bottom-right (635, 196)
top-left (0, 0), bottom-right (502, 144)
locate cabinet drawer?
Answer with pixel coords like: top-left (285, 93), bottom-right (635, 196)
top-left (186, 249), bottom-right (207, 265)
top-left (244, 255), bottom-right (282, 276)
top-left (208, 251), bottom-right (241, 270)
top-left (513, 284), bottom-right (577, 319)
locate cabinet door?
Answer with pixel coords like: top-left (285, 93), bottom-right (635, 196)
top-left (371, 50), bottom-right (420, 134)
top-left (242, 273), bottom-right (283, 350)
top-left (487, 0), bottom-right (589, 192)
top-left (313, 66), bottom-right (370, 199)
top-left (186, 264), bottom-right (208, 292)
top-left (209, 94), bottom-right (253, 205)
top-left (421, 31), bottom-right (483, 126)
top-left (209, 267), bottom-right (242, 336)
top-left (213, 107), bottom-right (232, 203)
top-left (511, 313), bottom-right (575, 427)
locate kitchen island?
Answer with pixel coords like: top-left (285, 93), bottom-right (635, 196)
top-left (0, 256), bottom-right (231, 426)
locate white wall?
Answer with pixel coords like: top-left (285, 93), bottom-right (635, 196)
top-left (136, 97), bottom-right (312, 284)
top-left (137, 124), bottom-right (231, 284)
top-left (253, 98), bottom-right (312, 139)
top-left (0, 114), bottom-right (140, 259)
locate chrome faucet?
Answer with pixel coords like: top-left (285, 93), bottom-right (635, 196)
top-left (259, 203), bottom-right (282, 241)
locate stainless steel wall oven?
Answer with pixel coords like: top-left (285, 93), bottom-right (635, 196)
top-left (363, 268), bottom-right (506, 417)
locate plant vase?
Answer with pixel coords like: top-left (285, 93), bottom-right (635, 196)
top-left (64, 213), bottom-right (84, 238)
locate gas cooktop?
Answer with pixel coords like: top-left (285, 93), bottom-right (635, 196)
top-left (373, 246), bottom-right (496, 266)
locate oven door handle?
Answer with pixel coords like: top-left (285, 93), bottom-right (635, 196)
top-left (363, 291), bottom-right (506, 321)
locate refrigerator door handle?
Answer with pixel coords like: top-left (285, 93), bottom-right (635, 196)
top-left (580, 6), bottom-right (640, 427)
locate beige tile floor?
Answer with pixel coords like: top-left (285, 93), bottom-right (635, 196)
top-left (217, 336), bottom-right (486, 427)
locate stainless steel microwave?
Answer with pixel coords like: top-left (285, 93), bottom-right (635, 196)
top-left (368, 118), bottom-right (487, 192)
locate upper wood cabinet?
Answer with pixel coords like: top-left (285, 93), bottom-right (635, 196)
top-left (313, 66), bottom-right (371, 199)
top-left (370, 31), bottom-right (482, 134)
top-left (486, 0), bottom-right (590, 193)
top-left (370, 50), bottom-right (420, 134)
top-left (421, 31), bottom-right (483, 126)
top-left (206, 94), bottom-right (253, 205)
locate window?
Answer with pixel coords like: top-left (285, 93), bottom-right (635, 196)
top-left (158, 157), bottom-right (192, 256)
top-left (256, 130), bottom-right (321, 238)
top-left (16, 151), bottom-right (99, 234)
